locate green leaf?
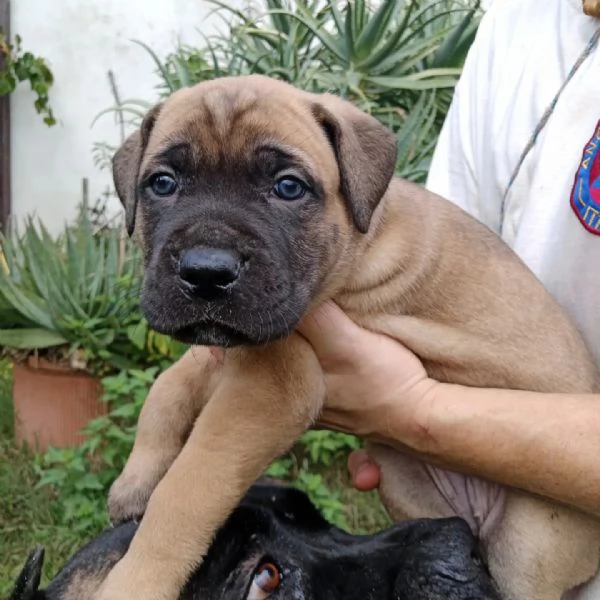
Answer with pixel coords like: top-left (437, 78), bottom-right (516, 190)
top-left (266, 0), bottom-right (291, 36)
top-left (343, 2), bottom-right (355, 63)
top-left (74, 473), bottom-right (105, 492)
top-left (269, 9), bottom-right (347, 62)
top-left (131, 39), bottom-right (177, 93)
top-left (327, 1), bottom-right (346, 40)
top-left (0, 76), bottom-right (15, 95)
top-left (367, 72), bottom-right (460, 90)
top-left (354, 0), bottom-right (398, 62)
top-left (0, 328), bottom-right (67, 349)
top-left (0, 278), bottom-right (56, 329)
top-left (127, 322), bottom-right (148, 351)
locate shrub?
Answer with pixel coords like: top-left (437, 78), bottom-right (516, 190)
top-left (0, 32), bottom-right (55, 126)
top-left (99, 0), bottom-right (482, 182)
top-left (0, 204), bottom-right (185, 376)
top-left (35, 368), bottom-right (158, 536)
top-left (36, 367), bottom-right (388, 534)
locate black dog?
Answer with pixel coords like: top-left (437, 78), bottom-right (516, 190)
top-left (11, 483), bottom-right (499, 599)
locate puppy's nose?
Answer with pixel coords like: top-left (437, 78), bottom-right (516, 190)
top-left (178, 247), bottom-right (242, 299)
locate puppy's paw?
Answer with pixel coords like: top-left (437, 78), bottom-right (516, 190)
top-left (108, 448), bottom-right (179, 524)
top-left (108, 472), bottom-right (155, 525)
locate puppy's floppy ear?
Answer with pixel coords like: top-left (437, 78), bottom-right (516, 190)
top-left (312, 95), bottom-right (398, 233)
top-left (112, 103), bottom-right (163, 236)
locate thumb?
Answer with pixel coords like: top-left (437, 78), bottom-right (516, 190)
top-left (348, 449), bottom-right (381, 491)
top-left (297, 302), bottom-right (363, 361)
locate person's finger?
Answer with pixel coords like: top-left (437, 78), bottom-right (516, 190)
top-left (348, 449), bottom-right (370, 476)
top-left (348, 449), bottom-right (381, 491)
top-left (297, 302), bottom-right (363, 360)
top-left (353, 464), bottom-right (381, 491)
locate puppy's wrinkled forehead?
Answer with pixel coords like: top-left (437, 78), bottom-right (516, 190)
top-left (144, 77), bottom-right (333, 172)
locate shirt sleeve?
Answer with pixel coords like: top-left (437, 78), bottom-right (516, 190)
top-left (425, 2), bottom-right (504, 231)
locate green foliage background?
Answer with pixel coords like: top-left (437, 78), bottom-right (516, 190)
top-left (0, 32), bottom-right (56, 126)
top-left (97, 0), bottom-right (481, 183)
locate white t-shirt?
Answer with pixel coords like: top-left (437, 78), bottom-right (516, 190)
top-left (427, 0), bottom-right (600, 366)
top-left (426, 1), bottom-right (600, 596)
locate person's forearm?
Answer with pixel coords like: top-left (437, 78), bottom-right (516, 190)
top-left (399, 384), bottom-right (600, 516)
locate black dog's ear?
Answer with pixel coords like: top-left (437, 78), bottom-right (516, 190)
top-left (112, 103), bottom-right (163, 236)
top-left (10, 546), bottom-right (45, 600)
top-left (312, 95), bottom-right (398, 234)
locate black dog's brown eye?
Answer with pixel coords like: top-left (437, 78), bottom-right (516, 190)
top-left (273, 177), bottom-right (306, 200)
top-left (247, 561), bottom-right (282, 599)
top-left (149, 173), bottom-right (177, 197)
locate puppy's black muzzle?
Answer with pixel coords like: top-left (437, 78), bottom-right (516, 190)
top-left (178, 247), bottom-right (244, 300)
top-left (11, 484), bottom-right (500, 600)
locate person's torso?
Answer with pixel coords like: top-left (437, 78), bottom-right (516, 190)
top-left (477, 0), bottom-right (600, 372)
top-left (454, 2), bottom-right (600, 596)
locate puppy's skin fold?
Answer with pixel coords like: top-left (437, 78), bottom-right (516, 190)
top-left (102, 75), bottom-right (600, 600)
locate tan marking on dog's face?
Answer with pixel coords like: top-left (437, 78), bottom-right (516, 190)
top-left (143, 77), bottom-right (340, 194)
top-left (61, 553), bottom-right (122, 600)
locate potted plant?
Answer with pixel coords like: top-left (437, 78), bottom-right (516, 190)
top-left (0, 31), bottom-right (56, 125)
top-left (0, 205), bottom-right (178, 450)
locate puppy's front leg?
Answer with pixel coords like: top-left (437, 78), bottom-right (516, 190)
top-left (108, 347), bottom-right (224, 524)
top-left (96, 334), bottom-right (324, 600)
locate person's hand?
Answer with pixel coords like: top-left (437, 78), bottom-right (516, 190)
top-left (297, 302), bottom-right (437, 491)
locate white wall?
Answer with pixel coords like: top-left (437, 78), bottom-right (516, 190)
top-left (10, 0), bottom-right (487, 234)
top-left (10, 0), bottom-right (243, 234)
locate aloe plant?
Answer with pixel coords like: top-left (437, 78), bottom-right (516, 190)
top-left (0, 209), bottom-right (183, 375)
top-left (96, 0), bottom-right (482, 183)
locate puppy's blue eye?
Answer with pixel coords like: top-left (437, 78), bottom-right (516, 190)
top-left (273, 177), bottom-right (306, 200)
top-left (149, 173), bottom-right (177, 197)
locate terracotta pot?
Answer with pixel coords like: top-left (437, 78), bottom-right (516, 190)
top-left (12, 356), bottom-right (106, 451)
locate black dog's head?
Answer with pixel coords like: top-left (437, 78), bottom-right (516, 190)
top-left (112, 75), bottom-right (398, 347)
top-left (11, 483), bottom-right (499, 600)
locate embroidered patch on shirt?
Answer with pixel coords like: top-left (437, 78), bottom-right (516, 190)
top-left (571, 120), bottom-right (600, 234)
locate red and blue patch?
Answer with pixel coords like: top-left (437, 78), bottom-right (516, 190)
top-left (571, 120), bottom-right (600, 235)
